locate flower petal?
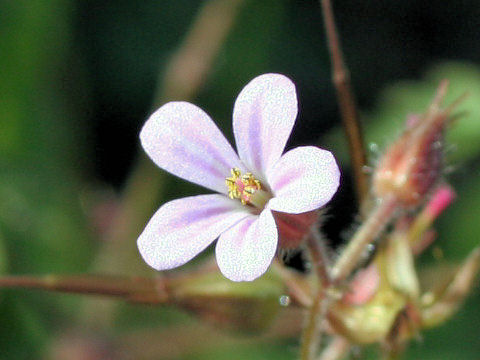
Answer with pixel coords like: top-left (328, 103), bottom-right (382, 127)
top-left (233, 74), bottom-right (297, 176)
top-left (215, 209), bottom-right (278, 282)
top-left (267, 146), bottom-right (340, 214)
top-left (138, 194), bottom-right (248, 271)
top-left (140, 102), bottom-right (244, 194)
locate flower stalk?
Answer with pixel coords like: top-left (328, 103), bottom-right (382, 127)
top-left (331, 196), bottom-right (398, 283)
top-left (300, 229), bottom-right (332, 360)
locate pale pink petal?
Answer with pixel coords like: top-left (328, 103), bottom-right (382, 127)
top-left (267, 146), bottom-right (340, 214)
top-left (138, 194), bottom-right (248, 271)
top-left (233, 74), bottom-right (297, 176)
top-left (140, 102), bottom-right (244, 194)
top-left (215, 209), bottom-right (278, 281)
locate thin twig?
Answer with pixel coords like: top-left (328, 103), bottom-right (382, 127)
top-left (300, 229), bottom-right (332, 360)
top-left (320, 0), bottom-right (368, 206)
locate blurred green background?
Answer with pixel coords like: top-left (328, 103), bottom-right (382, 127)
top-left (1, 0), bottom-right (480, 359)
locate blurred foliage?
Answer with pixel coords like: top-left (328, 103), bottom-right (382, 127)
top-left (1, 0), bottom-right (480, 359)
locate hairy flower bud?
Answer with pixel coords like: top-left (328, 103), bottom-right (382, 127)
top-left (373, 82), bottom-right (454, 206)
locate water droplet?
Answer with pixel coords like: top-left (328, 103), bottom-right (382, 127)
top-left (368, 143), bottom-right (379, 153)
top-left (279, 295), bottom-right (291, 307)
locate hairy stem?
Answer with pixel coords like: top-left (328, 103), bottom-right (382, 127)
top-left (331, 196), bottom-right (397, 283)
top-left (320, 0), bottom-right (368, 206)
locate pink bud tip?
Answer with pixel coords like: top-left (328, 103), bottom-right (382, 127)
top-left (426, 185), bottom-right (456, 220)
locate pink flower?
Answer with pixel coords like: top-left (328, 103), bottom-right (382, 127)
top-left (138, 74), bottom-right (340, 281)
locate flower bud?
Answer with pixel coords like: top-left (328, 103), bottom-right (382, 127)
top-left (373, 82), bottom-right (454, 207)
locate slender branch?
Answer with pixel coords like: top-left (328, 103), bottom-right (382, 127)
top-left (320, 0), bottom-right (368, 206)
top-left (300, 229), bottom-right (332, 360)
top-left (331, 196), bottom-right (397, 283)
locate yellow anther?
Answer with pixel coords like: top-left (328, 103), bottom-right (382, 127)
top-left (225, 168), bottom-right (262, 206)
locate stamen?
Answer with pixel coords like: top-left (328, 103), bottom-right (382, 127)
top-left (225, 168), bottom-right (265, 206)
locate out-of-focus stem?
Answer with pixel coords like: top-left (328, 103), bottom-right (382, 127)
top-left (0, 275), bottom-right (169, 304)
top-left (157, 0), bottom-right (244, 103)
top-left (300, 229), bottom-right (332, 360)
top-left (331, 196), bottom-right (397, 283)
top-left (320, 0), bottom-right (368, 206)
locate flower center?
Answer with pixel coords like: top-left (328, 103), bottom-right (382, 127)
top-left (225, 168), bottom-right (268, 208)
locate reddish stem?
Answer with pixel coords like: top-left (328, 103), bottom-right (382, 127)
top-left (321, 0), bottom-right (368, 206)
